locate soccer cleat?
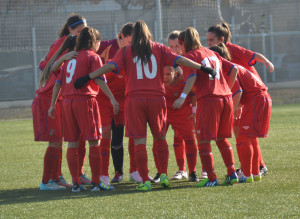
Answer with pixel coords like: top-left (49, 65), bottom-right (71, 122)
top-left (136, 181), bottom-right (152, 191)
top-left (58, 175), bottom-right (72, 188)
top-left (90, 183), bottom-right (101, 192)
top-left (151, 173), bottom-right (160, 183)
top-left (222, 172), bottom-right (239, 186)
top-left (111, 172), bottom-right (124, 183)
top-left (189, 171), bottom-right (200, 182)
top-left (171, 170), bottom-right (188, 180)
top-left (100, 175), bottom-right (111, 186)
top-left (160, 173), bottom-right (170, 188)
top-left (79, 174), bottom-right (92, 185)
top-left (40, 180), bottom-right (66, 191)
top-left (254, 174), bottom-right (262, 181)
top-left (99, 182), bottom-right (114, 190)
top-left (238, 174), bottom-right (254, 183)
top-left (260, 166), bottom-right (268, 176)
top-left (72, 183), bottom-right (87, 192)
top-left (200, 170), bottom-right (208, 179)
top-left (129, 171), bottom-right (143, 183)
top-left (196, 178), bottom-right (219, 187)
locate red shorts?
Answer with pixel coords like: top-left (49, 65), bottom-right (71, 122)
top-left (96, 94), bottom-right (124, 127)
top-left (239, 92), bottom-right (272, 137)
top-left (125, 95), bottom-right (167, 138)
top-left (167, 106), bottom-right (195, 138)
top-left (32, 94), bottom-right (62, 141)
top-left (195, 95), bottom-right (233, 141)
top-left (62, 97), bottom-right (101, 142)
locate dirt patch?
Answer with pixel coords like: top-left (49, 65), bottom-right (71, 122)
top-left (0, 88), bottom-right (299, 120)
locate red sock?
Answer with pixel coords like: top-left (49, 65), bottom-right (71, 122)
top-left (251, 137), bottom-right (260, 175)
top-left (251, 137), bottom-right (265, 167)
top-left (100, 138), bottom-right (111, 176)
top-left (134, 144), bottom-right (149, 183)
top-left (236, 136), bottom-right (253, 177)
top-left (152, 140), bottom-right (161, 174)
top-left (184, 137), bottom-right (197, 174)
top-left (53, 148), bottom-right (62, 182)
top-left (89, 145), bottom-right (101, 184)
top-left (216, 139), bottom-right (235, 176)
top-left (128, 137), bottom-right (137, 173)
top-left (78, 140), bottom-right (86, 176)
top-left (42, 147), bottom-right (60, 184)
top-left (67, 147), bottom-right (80, 185)
top-left (198, 143), bottom-right (217, 181)
top-left (156, 139), bottom-right (169, 174)
top-left (173, 136), bottom-right (186, 171)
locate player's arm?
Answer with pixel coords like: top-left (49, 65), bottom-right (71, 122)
top-left (48, 82), bottom-right (62, 119)
top-left (74, 63), bottom-right (115, 89)
top-left (253, 53), bottom-right (274, 72)
top-left (52, 51), bottom-right (78, 72)
top-left (94, 78), bottom-right (119, 115)
top-left (232, 91), bottom-right (242, 120)
top-left (227, 66), bottom-right (238, 89)
top-left (173, 75), bottom-right (196, 109)
top-left (176, 57), bottom-right (216, 78)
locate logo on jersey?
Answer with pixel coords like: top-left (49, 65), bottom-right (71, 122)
top-left (49, 129), bottom-right (55, 136)
top-left (197, 130), bottom-right (201, 134)
top-left (243, 126), bottom-right (249, 130)
top-left (174, 91), bottom-right (179, 97)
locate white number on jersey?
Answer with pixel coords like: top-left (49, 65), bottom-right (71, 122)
top-left (133, 55), bottom-right (157, 79)
top-left (66, 59), bottom-right (77, 84)
top-left (201, 56), bottom-right (220, 80)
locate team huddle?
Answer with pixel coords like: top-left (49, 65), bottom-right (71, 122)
top-left (32, 13), bottom-right (273, 192)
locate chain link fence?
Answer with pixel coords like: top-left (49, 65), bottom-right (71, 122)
top-left (1, 0), bottom-right (300, 101)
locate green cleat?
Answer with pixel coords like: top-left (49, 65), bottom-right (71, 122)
top-left (254, 174), bottom-right (262, 181)
top-left (136, 181), bottom-right (152, 191)
top-left (160, 173), bottom-right (170, 188)
top-left (239, 174), bottom-right (254, 183)
top-left (221, 172), bottom-right (239, 186)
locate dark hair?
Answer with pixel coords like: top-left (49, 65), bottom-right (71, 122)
top-left (58, 14), bottom-right (86, 38)
top-left (117, 22), bottom-right (134, 39)
top-left (75, 26), bottom-right (101, 51)
top-left (207, 22), bottom-right (231, 44)
top-left (131, 20), bottom-right (152, 64)
top-left (178, 27), bottom-right (201, 53)
top-left (209, 43), bottom-right (231, 61)
top-left (39, 35), bottom-right (77, 88)
top-left (168, 30), bottom-right (180, 40)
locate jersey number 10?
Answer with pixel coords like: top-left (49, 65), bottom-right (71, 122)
top-left (133, 55), bottom-right (157, 80)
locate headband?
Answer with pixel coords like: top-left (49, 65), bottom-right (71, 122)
top-left (69, 20), bottom-right (86, 28)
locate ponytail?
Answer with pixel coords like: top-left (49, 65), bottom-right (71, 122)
top-left (131, 20), bottom-right (152, 64)
top-left (75, 26), bottom-right (101, 52)
top-left (208, 22), bottom-right (231, 44)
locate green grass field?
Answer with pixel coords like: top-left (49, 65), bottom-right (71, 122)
top-left (0, 104), bottom-right (299, 218)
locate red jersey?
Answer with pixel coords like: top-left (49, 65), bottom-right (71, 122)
top-left (39, 36), bottom-right (66, 71)
top-left (96, 39), bottom-right (125, 99)
top-left (226, 42), bottom-right (260, 78)
top-left (182, 47), bottom-right (232, 99)
top-left (108, 41), bottom-right (180, 96)
top-left (57, 49), bottom-right (103, 98)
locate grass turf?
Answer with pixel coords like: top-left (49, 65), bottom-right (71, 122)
top-left (0, 104), bottom-right (299, 218)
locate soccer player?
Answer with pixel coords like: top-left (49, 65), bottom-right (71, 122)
top-left (206, 22), bottom-right (274, 175)
top-left (156, 66), bottom-right (198, 182)
top-left (74, 20), bottom-right (216, 191)
top-left (34, 14), bottom-right (87, 190)
top-left (96, 22), bottom-right (143, 184)
top-left (49, 26), bottom-right (118, 192)
top-left (209, 43), bottom-right (272, 183)
top-left (173, 27), bottom-right (239, 187)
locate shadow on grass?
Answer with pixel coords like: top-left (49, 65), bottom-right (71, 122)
top-left (0, 180), bottom-right (199, 205)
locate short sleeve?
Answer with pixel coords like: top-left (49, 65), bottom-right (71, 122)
top-left (231, 78), bottom-right (242, 97)
top-left (182, 53), bottom-right (197, 82)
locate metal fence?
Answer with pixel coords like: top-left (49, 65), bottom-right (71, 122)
top-left (0, 0), bottom-right (300, 101)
